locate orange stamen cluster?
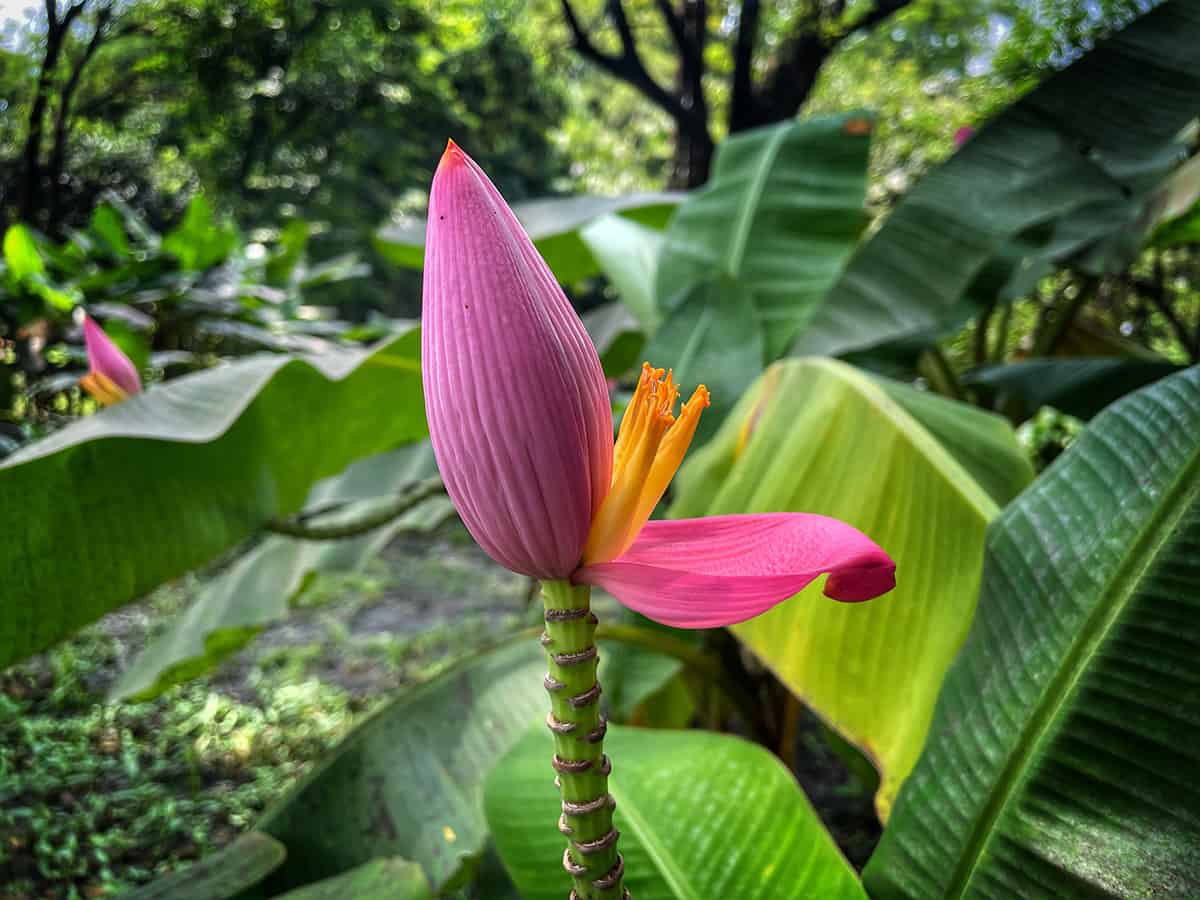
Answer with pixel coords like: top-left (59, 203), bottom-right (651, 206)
top-left (80, 371), bottom-right (128, 407)
top-left (583, 362), bottom-right (710, 565)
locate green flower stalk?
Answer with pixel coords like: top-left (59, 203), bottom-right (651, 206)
top-left (541, 580), bottom-right (623, 900)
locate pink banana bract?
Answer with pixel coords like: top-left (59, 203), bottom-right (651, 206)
top-left (81, 314), bottom-right (142, 406)
top-left (421, 141), bottom-right (896, 628)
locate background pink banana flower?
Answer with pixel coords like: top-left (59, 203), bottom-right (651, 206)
top-left (81, 314), bottom-right (142, 406)
top-left (422, 141), bottom-right (896, 628)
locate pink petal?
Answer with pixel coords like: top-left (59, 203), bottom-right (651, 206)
top-left (953, 126), bottom-right (975, 147)
top-left (574, 513), bottom-right (895, 628)
top-left (422, 142), bottom-right (613, 579)
top-left (83, 315), bottom-right (142, 396)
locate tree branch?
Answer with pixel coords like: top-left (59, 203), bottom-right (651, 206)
top-left (730, 0), bottom-right (760, 130)
top-left (47, 4), bottom-right (113, 230)
top-left (559, 0), bottom-right (692, 127)
top-left (835, 0), bottom-right (913, 41)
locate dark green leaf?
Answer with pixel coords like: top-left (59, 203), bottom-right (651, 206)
top-left (794, 0), bottom-right (1200, 357)
top-left (122, 832), bottom-right (285, 900)
top-left (867, 364), bottom-right (1200, 898)
top-left (642, 277), bottom-right (764, 442)
top-left (582, 302), bottom-right (645, 379)
top-left (257, 638), bottom-right (547, 894)
top-left (964, 357), bottom-right (1184, 421)
top-left (655, 113), bottom-right (871, 358)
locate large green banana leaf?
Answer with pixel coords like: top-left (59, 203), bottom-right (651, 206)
top-left (110, 444), bottom-right (452, 701)
top-left (485, 725), bottom-right (866, 900)
top-left (0, 331), bottom-right (424, 670)
top-left (255, 637), bottom-right (547, 894)
top-left (670, 359), bottom-right (1033, 818)
top-left (865, 364), bottom-right (1200, 898)
top-left (654, 113), bottom-right (871, 360)
top-left (792, 0), bottom-right (1200, 358)
top-left (374, 193), bottom-right (680, 285)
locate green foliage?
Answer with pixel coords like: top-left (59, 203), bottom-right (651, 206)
top-left (375, 192), bottom-right (681, 285)
top-left (868, 364), bottom-right (1200, 898)
top-left (256, 638), bottom-right (547, 894)
top-left (793, 0), bottom-right (1200, 359)
top-left (485, 725), bottom-right (867, 900)
top-left (0, 330), bottom-right (425, 671)
top-left (111, 445), bottom-right (453, 702)
top-left (162, 196), bottom-right (241, 273)
top-left (120, 833), bottom-right (286, 900)
top-left (271, 857), bottom-right (432, 900)
top-left (654, 113), bottom-right (871, 359)
top-left (964, 357), bottom-right (1184, 421)
top-left (671, 358), bottom-right (1032, 819)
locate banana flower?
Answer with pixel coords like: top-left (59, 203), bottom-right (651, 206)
top-left (81, 314), bottom-right (141, 406)
top-left (422, 141), bottom-right (894, 629)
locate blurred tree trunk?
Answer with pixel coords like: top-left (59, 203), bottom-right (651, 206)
top-left (17, 1), bottom-right (121, 233)
top-left (561, 0), bottom-right (913, 187)
top-left (18, 1), bottom-right (85, 224)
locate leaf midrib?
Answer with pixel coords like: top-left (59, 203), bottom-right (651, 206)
top-left (724, 125), bottom-right (790, 278)
top-left (946, 398), bottom-right (1200, 898)
top-left (608, 778), bottom-right (702, 900)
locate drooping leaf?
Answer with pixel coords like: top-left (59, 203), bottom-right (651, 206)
top-left (581, 303), bottom-right (645, 379)
top-left (867, 364), bottom-right (1200, 899)
top-left (121, 832), bottom-right (285, 900)
top-left (579, 214), bottom-right (663, 331)
top-left (3, 223), bottom-right (78, 311)
top-left (3, 223), bottom-right (46, 281)
top-left (641, 277), bottom-right (764, 442)
top-left (163, 195), bottom-right (240, 272)
top-left (871, 377), bottom-right (1035, 506)
top-left (485, 725), bottom-right (867, 900)
top-left (654, 113), bottom-right (871, 358)
top-left (0, 331), bottom-right (425, 670)
top-left (110, 444), bottom-right (452, 701)
top-left (670, 359), bottom-right (1032, 818)
top-left (271, 857), bottom-right (432, 900)
top-left (256, 637), bottom-right (547, 894)
top-left (793, 0), bottom-right (1200, 358)
top-left (374, 193), bottom-right (681, 285)
top-left (90, 204), bottom-right (132, 259)
top-left (965, 357), bottom-right (1184, 421)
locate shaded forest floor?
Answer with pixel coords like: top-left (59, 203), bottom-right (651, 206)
top-left (0, 525), bottom-right (877, 899)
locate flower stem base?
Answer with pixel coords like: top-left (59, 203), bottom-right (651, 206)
top-left (541, 579), bottom-right (627, 900)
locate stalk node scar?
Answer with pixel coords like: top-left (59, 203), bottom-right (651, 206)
top-left (545, 607), bottom-right (590, 622)
top-left (562, 794), bottom-right (615, 816)
top-left (594, 854), bottom-right (626, 890)
top-left (585, 717), bottom-right (608, 742)
top-left (552, 754), bottom-right (595, 774)
top-left (567, 683), bottom-right (602, 707)
top-left (546, 712), bottom-right (577, 734)
top-left (563, 850), bottom-right (588, 877)
top-left (552, 646), bottom-right (598, 666)
top-left (572, 828), bottom-right (620, 855)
